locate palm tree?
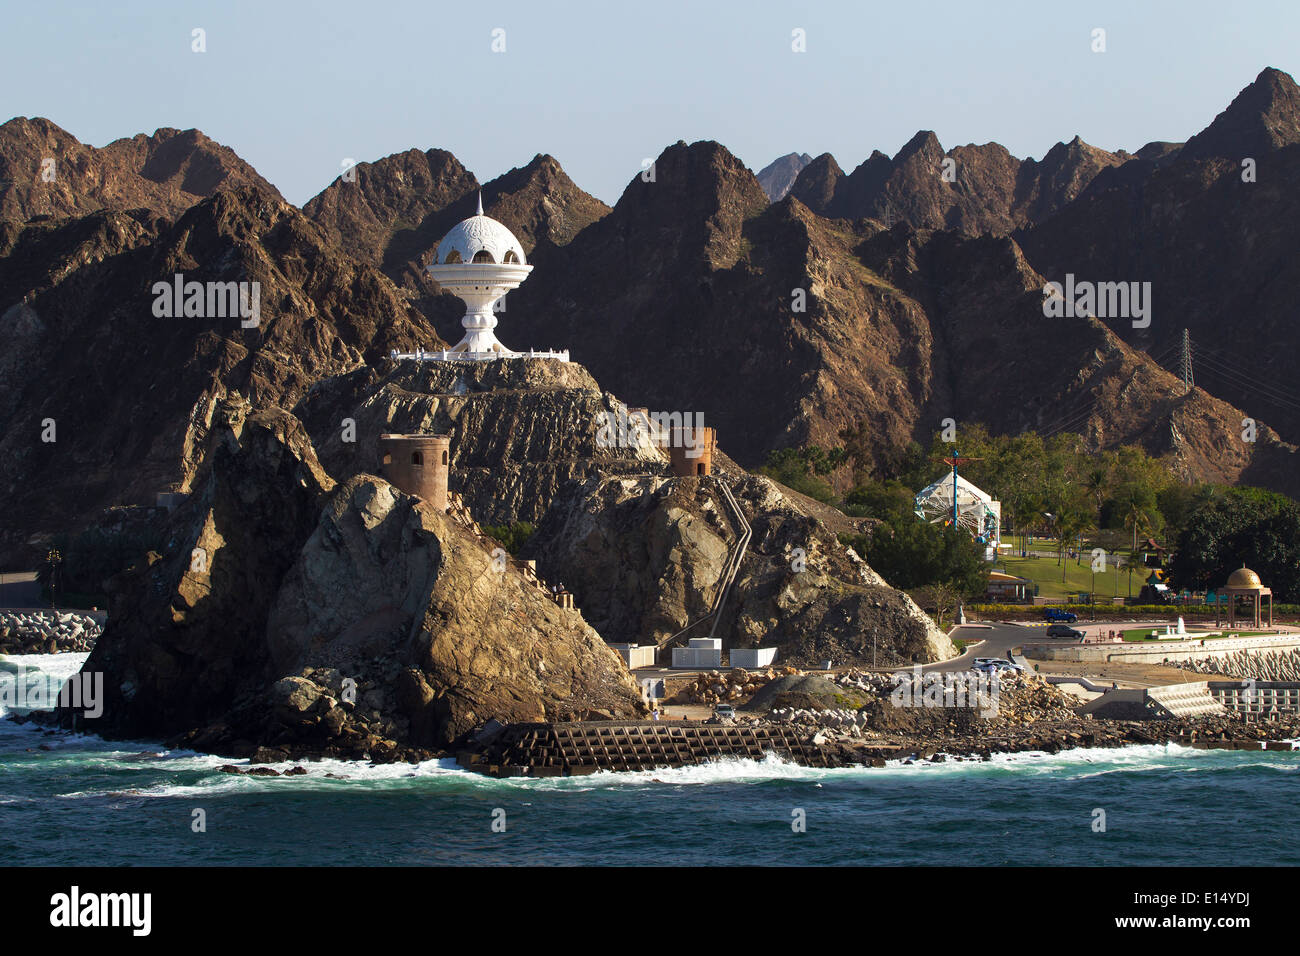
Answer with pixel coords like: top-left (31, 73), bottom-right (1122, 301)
top-left (1055, 510), bottom-right (1092, 584)
top-left (1084, 468), bottom-right (1107, 527)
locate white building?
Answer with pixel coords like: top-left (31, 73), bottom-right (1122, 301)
top-left (390, 194), bottom-right (570, 363)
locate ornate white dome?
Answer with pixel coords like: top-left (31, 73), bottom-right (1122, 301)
top-left (435, 203), bottom-right (527, 266)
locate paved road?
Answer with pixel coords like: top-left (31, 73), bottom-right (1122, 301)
top-left (921, 622), bottom-right (1079, 673)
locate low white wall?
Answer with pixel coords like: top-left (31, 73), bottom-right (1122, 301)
top-left (1025, 633), bottom-right (1300, 664)
top-left (730, 647), bottom-right (777, 668)
top-left (609, 644), bottom-right (656, 669)
top-left (671, 647), bottom-right (722, 669)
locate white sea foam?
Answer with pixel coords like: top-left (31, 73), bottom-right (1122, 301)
top-left (0, 652), bottom-right (91, 718)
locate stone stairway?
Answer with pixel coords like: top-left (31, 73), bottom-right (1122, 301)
top-left (656, 474), bottom-right (752, 659)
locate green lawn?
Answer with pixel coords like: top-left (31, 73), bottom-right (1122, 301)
top-left (997, 555), bottom-right (1140, 601)
top-left (1119, 627), bottom-right (1268, 642)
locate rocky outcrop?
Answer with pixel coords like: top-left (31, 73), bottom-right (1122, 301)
top-left (264, 474), bottom-right (644, 749)
top-left (74, 400), bottom-right (643, 757)
top-left (526, 469), bottom-right (956, 664)
top-left (82, 400), bottom-right (334, 741)
top-left (296, 357), bottom-right (663, 528)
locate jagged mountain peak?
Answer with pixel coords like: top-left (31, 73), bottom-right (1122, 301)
top-left (788, 152), bottom-right (845, 214)
top-left (1180, 66), bottom-right (1300, 161)
top-left (895, 130), bottom-right (945, 163)
top-left (755, 152), bottom-right (814, 201)
top-left (0, 117), bottom-right (281, 222)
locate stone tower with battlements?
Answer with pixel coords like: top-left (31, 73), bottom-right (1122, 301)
top-left (380, 433), bottom-right (451, 510)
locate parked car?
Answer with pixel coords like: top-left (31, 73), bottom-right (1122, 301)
top-left (1045, 624), bottom-right (1085, 640)
top-left (713, 704), bottom-right (736, 720)
top-left (973, 658), bottom-right (1024, 674)
top-left (1044, 608), bottom-right (1077, 623)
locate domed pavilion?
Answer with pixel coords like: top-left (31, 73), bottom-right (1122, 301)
top-left (1216, 565), bottom-right (1273, 629)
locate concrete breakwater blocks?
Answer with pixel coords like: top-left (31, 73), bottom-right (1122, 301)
top-left (456, 720), bottom-right (901, 777)
top-left (0, 609), bottom-right (104, 653)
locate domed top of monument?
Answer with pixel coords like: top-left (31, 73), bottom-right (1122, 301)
top-left (1226, 565), bottom-right (1263, 589)
top-left (434, 193), bottom-right (527, 266)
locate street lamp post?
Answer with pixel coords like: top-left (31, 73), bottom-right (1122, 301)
top-left (46, 548), bottom-right (62, 609)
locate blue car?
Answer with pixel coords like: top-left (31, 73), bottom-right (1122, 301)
top-left (1044, 608), bottom-right (1077, 623)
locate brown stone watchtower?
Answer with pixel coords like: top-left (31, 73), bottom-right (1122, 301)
top-left (668, 427), bottom-right (716, 477)
top-left (380, 433), bottom-right (451, 511)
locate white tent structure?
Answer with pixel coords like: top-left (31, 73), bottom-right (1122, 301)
top-left (914, 472), bottom-right (1001, 551)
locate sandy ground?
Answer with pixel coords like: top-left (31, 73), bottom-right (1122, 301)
top-left (1026, 657), bottom-right (1205, 687)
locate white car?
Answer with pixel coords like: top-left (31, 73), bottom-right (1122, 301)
top-left (973, 659), bottom-right (1024, 675)
top-left (714, 704), bottom-right (736, 719)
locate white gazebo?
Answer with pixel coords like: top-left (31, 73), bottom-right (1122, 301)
top-left (914, 472), bottom-right (1001, 550)
top-left (390, 194), bottom-right (569, 363)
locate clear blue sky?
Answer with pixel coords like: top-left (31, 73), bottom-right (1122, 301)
top-left (3, 1), bottom-right (1297, 206)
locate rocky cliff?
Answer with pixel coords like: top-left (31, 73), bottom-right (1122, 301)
top-left (295, 357), bottom-right (662, 528)
top-left (78, 398), bottom-right (644, 757)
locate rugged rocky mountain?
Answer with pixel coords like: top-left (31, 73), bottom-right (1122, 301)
top-left (526, 471), bottom-right (955, 666)
top-left (0, 118), bottom-right (281, 221)
top-left (507, 138), bottom-right (1298, 492)
top-left (755, 152), bottom-right (812, 201)
top-left (76, 400), bottom-right (643, 756)
top-left (789, 131), bottom-right (1129, 235)
top-left (0, 186), bottom-right (444, 565)
top-left (1017, 67), bottom-right (1300, 449)
top-left (788, 152), bottom-right (845, 213)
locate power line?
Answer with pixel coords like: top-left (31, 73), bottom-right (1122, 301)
top-left (1040, 396), bottom-right (1103, 440)
top-left (1192, 349), bottom-right (1300, 413)
top-left (1191, 345), bottom-right (1300, 407)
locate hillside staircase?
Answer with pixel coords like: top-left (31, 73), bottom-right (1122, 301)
top-left (655, 474), bottom-right (752, 661)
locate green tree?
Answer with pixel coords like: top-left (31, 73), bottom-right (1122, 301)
top-left (481, 521), bottom-right (536, 555)
top-left (850, 518), bottom-right (986, 598)
top-left (756, 447), bottom-right (838, 502)
top-left (841, 478), bottom-right (915, 522)
top-left (1166, 487), bottom-right (1300, 601)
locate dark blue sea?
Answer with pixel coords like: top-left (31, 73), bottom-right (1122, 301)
top-left (4, 654), bottom-right (1298, 866)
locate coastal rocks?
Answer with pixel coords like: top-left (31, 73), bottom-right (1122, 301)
top-left (68, 398), bottom-right (644, 759)
top-left (0, 610), bottom-right (103, 654)
top-left (744, 672), bottom-right (852, 713)
top-left (264, 473), bottom-right (645, 748)
top-left (523, 474), bottom-right (729, 644)
top-left (77, 403), bottom-right (334, 740)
